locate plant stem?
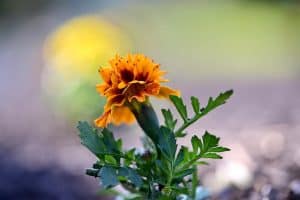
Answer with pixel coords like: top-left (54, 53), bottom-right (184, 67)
top-left (175, 112), bottom-right (206, 137)
top-left (191, 165), bottom-right (198, 198)
top-left (128, 99), bottom-right (161, 146)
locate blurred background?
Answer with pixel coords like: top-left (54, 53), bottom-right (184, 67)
top-left (1, 0), bottom-right (300, 199)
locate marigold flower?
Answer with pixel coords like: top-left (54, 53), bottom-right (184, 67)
top-left (95, 54), bottom-right (179, 127)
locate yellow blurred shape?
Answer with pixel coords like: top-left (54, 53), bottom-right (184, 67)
top-left (44, 15), bottom-right (129, 81)
top-left (42, 15), bottom-right (130, 121)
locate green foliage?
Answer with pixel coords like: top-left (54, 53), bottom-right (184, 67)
top-left (158, 127), bottom-right (177, 161)
top-left (161, 109), bottom-right (177, 131)
top-left (99, 166), bottom-right (119, 188)
top-left (166, 90), bottom-right (233, 137)
top-left (119, 167), bottom-right (143, 188)
top-left (169, 95), bottom-right (188, 122)
top-left (77, 90), bottom-right (233, 199)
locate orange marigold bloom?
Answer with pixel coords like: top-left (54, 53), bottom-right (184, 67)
top-left (94, 54), bottom-right (179, 127)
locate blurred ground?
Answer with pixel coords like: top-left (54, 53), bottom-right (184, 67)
top-left (0, 0), bottom-right (300, 199)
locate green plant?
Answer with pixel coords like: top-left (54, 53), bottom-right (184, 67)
top-left (77, 54), bottom-right (233, 199)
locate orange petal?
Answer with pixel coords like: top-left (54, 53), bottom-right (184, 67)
top-left (99, 67), bottom-right (112, 84)
top-left (107, 94), bottom-right (126, 107)
top-left (129, 93), bottom-right (147, 102)
top-left (111, 106), bottom-right (135, 125)
top-left (111, 73), bottom-right (120, 86)
top-left (118, 81), bottom-right (127, 89)
top-left (125, 83), bottom-right (147, 102)
top-left (96, 83), bottom-right (109, 95)
top-left (145, 82), bottom-right (160, 95)
top-left (94, 110), bottom-right (111, 127)
top-left (157, 86), bottom-right (180, 98)
top-left (105, 87), bottom-right (122, 97)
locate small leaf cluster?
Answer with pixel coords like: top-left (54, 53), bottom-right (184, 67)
top-left (77, 90), bottom-right (233, 200)
top-left (78, 122), bottom-right (144, 190)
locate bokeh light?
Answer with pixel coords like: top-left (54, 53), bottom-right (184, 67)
top-left (42, 15), bottom-right (131, 122)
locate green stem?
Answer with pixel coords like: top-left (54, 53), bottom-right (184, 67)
top-left (128, 99), bottom-right (161, 145)
top-left (191, 165), bottom-right (198, 198)
top-left (175, 112), bottom-right (206, 137)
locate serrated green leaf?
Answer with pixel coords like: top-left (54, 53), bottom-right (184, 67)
top-left (161, 109), bottom-right (177, 131)
top-left (158, 127), bottom-right (177, 161)
top-left (175, 131), bottom-right (187, 138)
top-left (126, 148), bottom-right (136, 159)
top-left (202, 153), bottom-right (222, 159)
top-left (118, 167), bottom-right (143, 187)
top-left (191, 135), bottom-right (201, 154)
top-left (182, 146), bottom-right (190, 161)
top-left (202, 131), bottom-right (219, 152)
top-left (116, 139), bottom-right (122, 151)
top-left (209, 147), bottom-right (230, 152)
top-left (102, 128), bottom-right (119, 153)
top-left (124, 148), bottom-right (135, 166)
top-left (196, 161), bottom-right (209, 165)
top-left (99, 166), bottom-right (119, 188)
top-left (77, 121), bottom-right (106, 156)
top-left (175, 147), bottom-right (185, 167)
top-left (174, 168), bottom-right (195, 179)
top-left (174, 90), bottom-right (233, 137)
top-left (201, 90), bottom-right (233, 115)
top-left (170, 95), bottom-right (188, 122)
top-left (169, 185), bottom-right (189, 195)
top-left (191, 96), bottom-right (200, 114)
top-left (105, 155), bottom-right (117, 165)
top-left (155, 160), bottom-right (170, 178)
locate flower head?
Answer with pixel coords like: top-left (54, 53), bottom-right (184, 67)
top-left (95, 54), bottom-right (179, 127)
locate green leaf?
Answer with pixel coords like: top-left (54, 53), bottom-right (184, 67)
top-left (102, 128), bottom-right (119, 153)
top-left (99, 166), bottom-right (119, 188)
top-left (202, 131), bottom-right (219, 152)
top-left (118, 167), bottom-right (143, 188)
top-left (169, 186), bottom-right (189, 195)
top-left (176, 132), bottom-right (229, 170)
top-left (175, 147), bottom-right (185, 167)
top-left (161, 109), bottom-right (177, 131)
top-left (182, 146), bottom-right (190, 162)
top-left (155, 160), bottom-right (170, 179)
top-left (116, 139), bottom-right (123, 151)
top-left (196, 161), bottom-right (209, 165)
top-left (209, 146), bottom-right (231, 152)
top-left (191, 135), bottom-right (201, 154)
top-left (202, 153), bottom-right (222, 159)
top-left (198, 131), bottom-right (228, 160)
top-left (175, 131), bottom-right (187, 138)
top-left (201, 90), bottom-right (233, 115)
top-left (191, 96), bottom-right (200, 114)
top-left (170, 95), bottom-right (188, 122)
top-left (77, 121), bottom-right (105, 156)
top-left (174, 168), bottom-right (194, 179)
top-left (126, 148), bottom-right (136, 160)
top-left (174, 90), bottom-right (233, 137)
top-left (105, 155), bottom-right (117, 165)
top-left (158, 127), bottom-right (177, 160)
